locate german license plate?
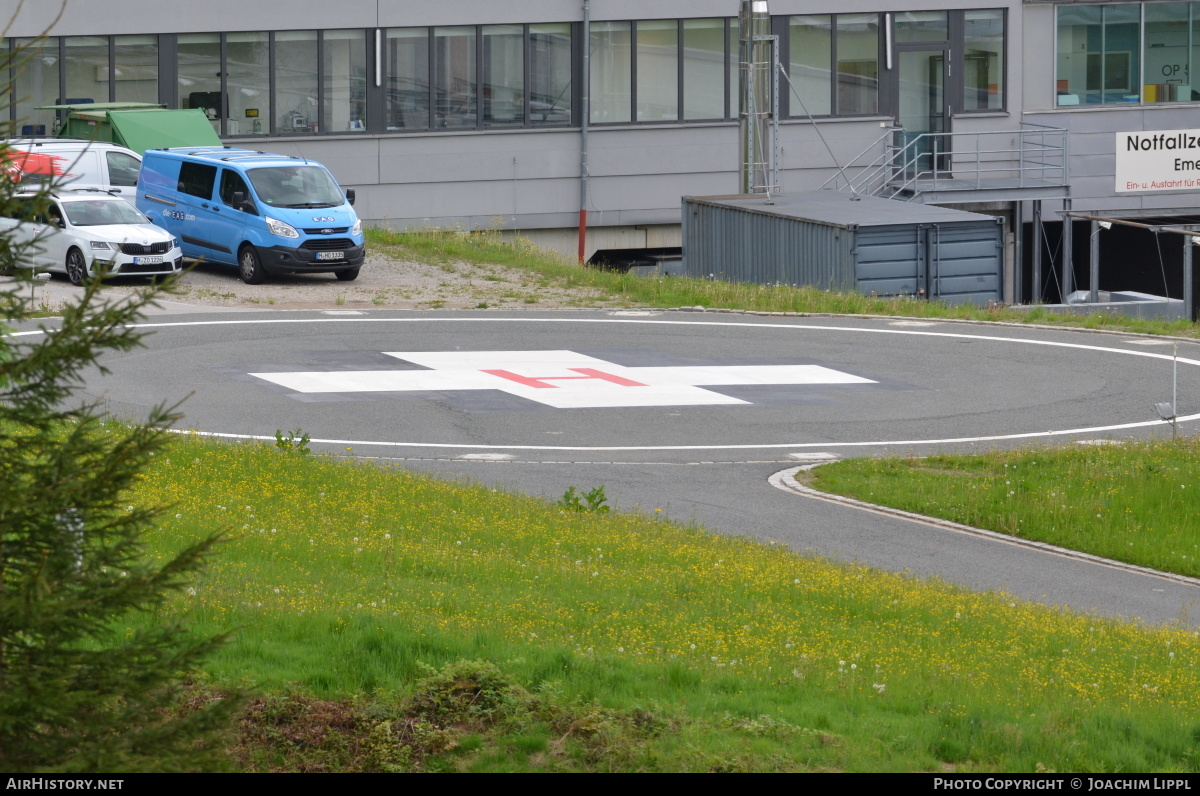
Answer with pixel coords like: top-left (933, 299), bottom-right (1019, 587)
top-left (316, 251), bottom-right (345, 261)
top-left (133, 256), bottom-right (163, 265)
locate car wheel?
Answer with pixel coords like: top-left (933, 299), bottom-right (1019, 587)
top-left (334, 267), bottom-right (360, 282)
top-left (238, 245), bottom-right (266, 285)
top-left (65, 248), bottom-right (88, 287)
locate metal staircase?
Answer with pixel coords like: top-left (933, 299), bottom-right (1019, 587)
top-left (820, 122), bottom-right (1071, 205)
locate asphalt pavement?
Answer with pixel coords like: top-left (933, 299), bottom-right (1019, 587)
top-left (15, 304), bottom-right (1200, 627)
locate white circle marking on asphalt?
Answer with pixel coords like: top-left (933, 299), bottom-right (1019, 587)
top-left (12, 316), bottom-right (1200, 451)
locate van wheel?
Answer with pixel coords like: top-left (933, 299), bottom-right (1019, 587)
top-left (334, 267), bottom-right (360, 282)
top-left (238, 245), bottom-right (266, 285)
top-left (66, 248), bottom-right (88, 286)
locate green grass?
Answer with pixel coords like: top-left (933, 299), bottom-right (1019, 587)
top-left (126, 433), bottom-right (1200, 771)
top-left (805, 438), bottom-right (1200, 579)
top-left (366, 226), bottom-right (1200, 338)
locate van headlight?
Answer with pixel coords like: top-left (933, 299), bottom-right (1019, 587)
top-left (265, 216), bottom-right (299, 239)
top-left (352, 218), bottom-right (362, 237)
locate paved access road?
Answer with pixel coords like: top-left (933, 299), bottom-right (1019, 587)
top-left (42, 308), bottom-right (1200, 626)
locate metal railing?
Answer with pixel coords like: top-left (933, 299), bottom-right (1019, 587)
top-left (820, 122), bottom-right (1069, 201)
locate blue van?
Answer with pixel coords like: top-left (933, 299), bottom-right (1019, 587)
top-left (136, 147), bottom-right (364, 283)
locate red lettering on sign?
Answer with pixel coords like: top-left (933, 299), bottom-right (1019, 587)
top-left (482, 368), bottom-right (647, 389)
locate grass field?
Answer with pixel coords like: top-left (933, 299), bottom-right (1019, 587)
top-left (123, 433), bottom-right (1200, 772)
top-left (365, 226), bottom-right (1200, 339)
top-left (804, 439), bottom-right (1200, 580)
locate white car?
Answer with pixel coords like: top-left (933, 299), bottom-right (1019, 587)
top-left (0, 192), bottom-right (182, 285)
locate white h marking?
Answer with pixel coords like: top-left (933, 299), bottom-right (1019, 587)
top-left (250, 350), bottom-right (876, 408)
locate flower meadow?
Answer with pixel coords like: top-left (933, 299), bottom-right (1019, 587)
top-left (808, 438), bottom-right (1200, 579)
top-left (126, 435), bottom-right (1200, 771)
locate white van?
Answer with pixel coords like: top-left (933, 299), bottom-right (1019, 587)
top-left (2, 139), bottom-right (142, 203)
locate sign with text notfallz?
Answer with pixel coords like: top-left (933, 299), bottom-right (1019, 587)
top-left (1116, 129), bottom-right (1200, 193)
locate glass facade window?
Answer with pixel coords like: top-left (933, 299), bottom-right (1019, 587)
top-left (785, 14), bottom-right (878, 118)
top-left (178, 33), bottom-right (222, 133)
top-left (64, 37), bottom-right (108, 107)
top-left (1143, 3), bottom-right (1200, 103)
top-left (637, 20), bottom-right (678, 121)
top-left (729, 17), bottom-right (741, 121)
top-left (1056, 4), bottom-right (1141, 105)
top-left (529, 23), bottom-right (572, 125)
top-left (788, 15), bottom-right (833, 117)
top-left (964, 10), bottom-right (1004, 111)
top-left (275, 30), bottom-right (318, 133)
top-left (683, 19), bottom-right (725, 121)
top-left (591, 21), bottom-right (631, 123)
top-left (0, 12), bottom-right (1008, 137)
top-left (434, 26), bottom-right (476, 128)
top-left (895, 11), bottom-right (949, 43)
top-left (323, 29), bottom-right (368, 133)
top-left (226, 32), bottom-right (268, 136)
top-left (14, 37), bottom-right (59, 135)
top-left (386, 28), bottom-right (429, 130)
top-left (836, 14), bottom-right (879, 115)
top-left (112, 35), bottom-right (158, 104)
top-left (482, 25), bottom-right (525, 127)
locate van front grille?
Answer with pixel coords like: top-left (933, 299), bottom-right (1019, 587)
top-left (301, 238), bottom-right (354, 251)
top-left (302, 227), bottom-right (349, 235)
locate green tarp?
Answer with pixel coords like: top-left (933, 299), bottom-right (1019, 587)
top-left (95, 109), bottom-right (221, 153)
top-left (39, 104), bottom-right (221, 153)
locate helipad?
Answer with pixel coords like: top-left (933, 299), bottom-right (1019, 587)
top-left (58, 312), bottom-right (1198, 461)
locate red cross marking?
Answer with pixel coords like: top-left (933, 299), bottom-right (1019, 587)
top-left (481, 368), bottom-right (648, 389)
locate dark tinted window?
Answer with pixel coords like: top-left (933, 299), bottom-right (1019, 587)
top-left (178, 161), bottom-right (217, 199)
top-left (219, 168), bottom-right (254, 211)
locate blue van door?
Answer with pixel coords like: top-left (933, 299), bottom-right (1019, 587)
top-left (208, 168), bottom-right (253, 260)
top-left (176, 160), bottom-right (237, 265)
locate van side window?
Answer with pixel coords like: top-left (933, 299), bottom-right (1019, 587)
top-left (219, 170), bottom-right (257, 215)
top-left (106, 151), bottom-right (141, 187)
top-left (178, 162), bottom-right (217, 200)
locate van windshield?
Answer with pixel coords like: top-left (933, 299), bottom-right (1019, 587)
top-left (246, 165), bottom-right (345, 209)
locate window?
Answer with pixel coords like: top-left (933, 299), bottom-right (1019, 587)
top-left (226, 32), bottom-right (269, 136)
top-left (219, 169), bottom-right (255, 213)
top-left (591, 21), bottom-right (632, 123)
top-left (788, 16), bottom-right (833, 117)
top-left (591, 18), bottom-right (740, 125)
top-left (178, 161), bottom-right (217, 200)
top-left (895, 11), bottom-right (948, 43)
top-left (64, 37), bottom-right (108, 106)
top-left (276, 31), bottom-right (318, 133)
top-left (483, 25), bottom-right (525, 127)
top-left (106, 151), bottom-right (141, 187)
top-left (683, 19), bottom-right (726, 120)
top-left (434, 26), bottom-right (476, 128)
top-left (529, 23), bottom-right (572, 125)
top-left (1056, 4), bottom-right (1141, 105)
top-left (964, 10), bottom-right (1005, 111)
top-left (836, 15), bottom-right (879, 115)
top-left (786, 11), bottom-right (1002, 119)
top-left (113, 35), bottom-right (158, 104)
top-left (386, 28), bottom-right (430, 130)
top-left (1143, 2), bottom-right (1200, 103)
top-left (178, 33), bottom-right (222, 127)
top-left (637, 20), bottom-right (678, 121)
top-left (14, 37), bottom-right (59, 135)
top-left (323, 30), bottom-right (368, 133)
top-left (785, 13), bottom-right (879, 118)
